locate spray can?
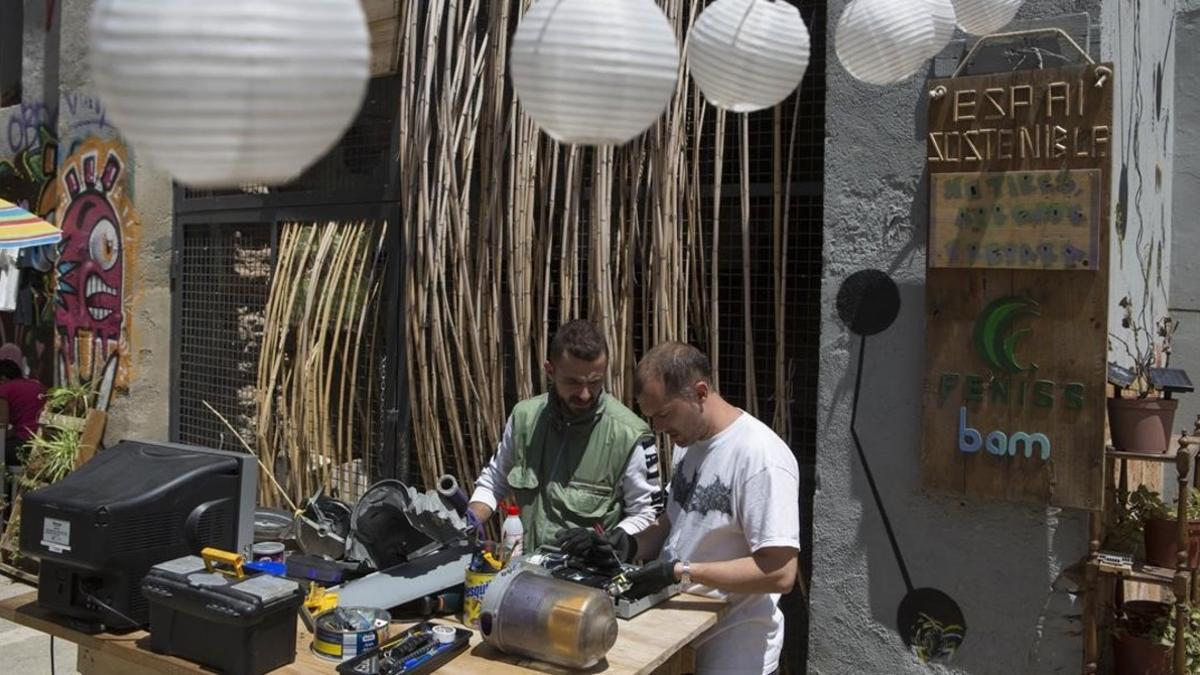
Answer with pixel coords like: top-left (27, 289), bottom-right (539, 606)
top-left (501, 503), bottom-right (523, 560)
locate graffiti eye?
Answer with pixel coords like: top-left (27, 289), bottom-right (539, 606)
top-left (89, 219), bottom-right (120, 271)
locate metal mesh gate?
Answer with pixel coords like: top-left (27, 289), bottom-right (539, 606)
top-left (173, 223), bottom-right (273, 449)
top-left (171, 72), bottom-right (403, 485)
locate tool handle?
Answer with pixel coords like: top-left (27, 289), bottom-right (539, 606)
top-left (201, 547), bottom-right (245, 578)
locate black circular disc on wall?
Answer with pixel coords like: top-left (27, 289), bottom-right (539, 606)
top-left (836, 269), bottom-right (901, 336)
top-left (897, 587), bottom-right (966, 664)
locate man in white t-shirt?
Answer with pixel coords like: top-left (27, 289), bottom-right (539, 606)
top-left (565, 341), bottom-right (800, 674)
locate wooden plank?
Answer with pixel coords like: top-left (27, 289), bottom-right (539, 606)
top-left (362, 0), bottom-right (399, 76)
top-left (76, 409), bottom-right (107, 468)
top-left (0, 590), bottom-right (726, 675)
top-left (920, 63), bottom-right (1113, 509)
top-left (78, 647), bottom-right (189, 675)
top-left (41, 412), bottom-right (84, 432)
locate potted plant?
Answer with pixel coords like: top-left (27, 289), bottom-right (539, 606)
top-left (1108, 301), bottom-right (1182, 454)
top-left (0, 383), bottom-right (94, 560)
top-left (1112, 599), bottom-right (1173, 675)
top-left (1116, 601), bottom-right (1200, 674)
top-left (1119, 486), bottom-right (1200, 569)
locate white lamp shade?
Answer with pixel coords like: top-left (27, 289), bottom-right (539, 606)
top-left (687, 0), bottom-right (811, 113)
top-left (89, 0), bottom-right (370, 188)
top-left (510, 0), bottom-right (680, 146)
top-left (952, 0), bottom-right (1024, 35)
top-left (836, 0), bottom-right (936, 86)
top-left (925, 0), bottom-right (958, 58)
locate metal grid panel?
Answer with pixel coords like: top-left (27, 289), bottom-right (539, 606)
top-left (176, 223), bottom-right (273, 449)
top-left (178, 76), bottom-right (399, 204)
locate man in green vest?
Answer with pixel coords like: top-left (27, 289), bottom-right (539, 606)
top-left (467, 319), bottom-right (664, 551)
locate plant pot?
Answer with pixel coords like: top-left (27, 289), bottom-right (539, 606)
top-left (1109, 397), bottom-right (1179, 454)
top-left (1113, 631), bottom-right (1173, 675)
top-left (1143, 517), bottom-right (1200, 569)
top-left (1122, 601), bottom-right (1171, 633)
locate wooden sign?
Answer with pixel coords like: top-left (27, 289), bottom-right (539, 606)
top-left (930, 168), bottom-right (1102, 270)
top-left (920, 63), bottom-right (1113, 510)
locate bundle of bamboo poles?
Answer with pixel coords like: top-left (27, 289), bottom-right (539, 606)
top-left (399, 0), bottom-right (804, 492)
top-left (254, 221), bottom-right (388, 508)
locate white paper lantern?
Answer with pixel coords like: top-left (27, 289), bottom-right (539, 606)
top-left (89, 0), bottom-right (370, 187)
top-left (510, 0), bottom-right (680, 146)
top-left (687, 0), bottom-right (811, 113)
top-left (925, 0), bottom-right (958, 58)
top-left (836, 0), bottom-right (936, 85)
top-left (952, 0), bottom-right (1024, 35)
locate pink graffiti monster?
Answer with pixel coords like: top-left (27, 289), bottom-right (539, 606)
top-left (55, 150), bottom-right (123, 360)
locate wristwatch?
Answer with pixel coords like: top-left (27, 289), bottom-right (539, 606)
top-left (679, 560), bottom-right (691, 586)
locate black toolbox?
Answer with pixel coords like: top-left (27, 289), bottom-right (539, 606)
top-left (141, 555), bottom-right (304, 675)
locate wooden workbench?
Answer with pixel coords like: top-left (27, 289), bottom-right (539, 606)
top-left (0, 590), bottom-right (726, 674)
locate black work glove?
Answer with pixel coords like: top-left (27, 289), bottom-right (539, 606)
top-left (555, 527), bottom-right (606, 558)
top-left (554, 527), bottom-right (638, 570)
top-left (605, 528), bottom-right (638, 564)
top-left (624, 559), bottom-right (678, 598)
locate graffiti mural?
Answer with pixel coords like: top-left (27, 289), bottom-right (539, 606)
top-left (0, 124), bottom-right (57, 220)
top-left (6, 101), bottom-right (50, 155)
top-left (0, 109), bottom-right (58, 383)
top-left (55, 137), bottom-right (140, 393)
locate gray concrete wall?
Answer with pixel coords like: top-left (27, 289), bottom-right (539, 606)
top-left (56, 0), bottom-right (173, 444)
top-left (810, 1), bottom-right (1173, 673)
top-left (1171, 2), bottom-right (1200, 434)
top-left (0, 0), bottom-right (172, 443)
top-left (1106, 0), bottom-right (1176, 378)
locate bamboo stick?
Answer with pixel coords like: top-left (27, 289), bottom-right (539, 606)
top-left (394, 0), bottom-right (801, 500)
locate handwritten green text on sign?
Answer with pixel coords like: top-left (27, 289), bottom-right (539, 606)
top-left (929, 168), bottom-right (1101, 270)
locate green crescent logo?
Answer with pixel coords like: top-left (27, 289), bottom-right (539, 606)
top-left (972, 296), bottom-right (1040, 373)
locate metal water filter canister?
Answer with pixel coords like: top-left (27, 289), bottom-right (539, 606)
top-left (479, 565), bottom-right (618, 669)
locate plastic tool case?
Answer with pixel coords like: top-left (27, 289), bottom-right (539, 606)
top-left (141, 555), bottom-right (304, 675)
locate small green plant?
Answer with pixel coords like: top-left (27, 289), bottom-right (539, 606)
top-left (1106, 486), bottom-right (1200, 552)
top-left (1110, 301), bottom-right (1180, 398)
top-left (19, 425), bottom-right (81, 488)
top-left (1119, 485), bottom-right (1200, 524)
top-left (0, 383), bottom-right (93, 554)
top-left (41, 381), bottom-right (96, 417)
top-left (1145, 604), bottom-right (1200, 670)
top-left (912, 612), bottom-right (964, 664)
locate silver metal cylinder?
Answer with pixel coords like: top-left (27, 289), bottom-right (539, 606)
top-left (436, 474), bottom-right (469, 514)
top-left (479, 565), bottom-right (618, 669)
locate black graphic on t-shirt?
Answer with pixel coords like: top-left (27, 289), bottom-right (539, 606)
top-left (670, 470), bottom-right (733, 516)
top-left (670, 468), bottom-right (694, 510)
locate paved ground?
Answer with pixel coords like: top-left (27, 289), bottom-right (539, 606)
top-left (0, 576), bottom-right (77, 674)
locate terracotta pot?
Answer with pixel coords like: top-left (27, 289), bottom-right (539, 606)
top-left (1109, 397), bottom-right (1179, 454)
top-left (1143, 518), bottom-right (1200, 569)
top-left (1113, 631), bottom-right (1172, 675)
top-left (1122, 601), bottom-right (1171, 634)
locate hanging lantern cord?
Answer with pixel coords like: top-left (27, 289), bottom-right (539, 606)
top-left (952, 27), bottom-right (1094, 78)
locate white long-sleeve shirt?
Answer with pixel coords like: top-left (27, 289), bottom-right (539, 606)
top-left (470, 415), bottom-right (665, 534)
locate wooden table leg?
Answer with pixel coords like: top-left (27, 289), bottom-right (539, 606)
top-left (648, 645), bottom-right (695, 675)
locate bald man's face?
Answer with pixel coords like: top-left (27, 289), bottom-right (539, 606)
top-left (637, 376), bottom-right (709, 447)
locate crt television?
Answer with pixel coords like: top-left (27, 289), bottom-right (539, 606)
top-left (19, 440), bottom-right (256, 632)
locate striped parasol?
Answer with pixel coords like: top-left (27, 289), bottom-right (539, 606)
top-left (0, 198), bottom-right (61, 248)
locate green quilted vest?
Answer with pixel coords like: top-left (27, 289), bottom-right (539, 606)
top-left (506, 392), bottom-right (651, 550)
